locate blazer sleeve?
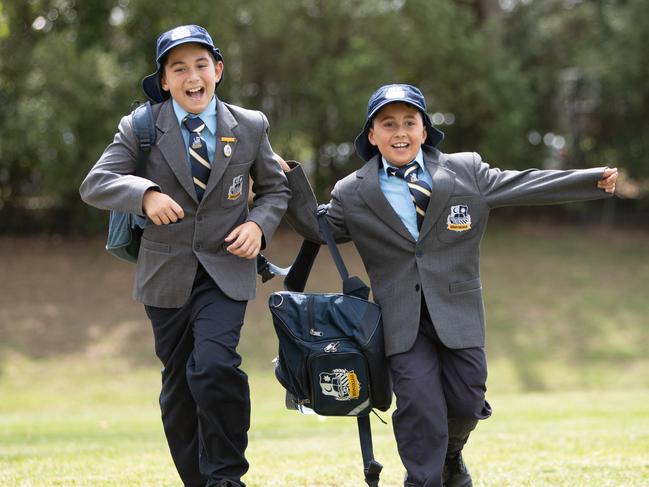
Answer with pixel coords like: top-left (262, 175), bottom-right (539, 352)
top-left (284, 161), bottom-right (351, 244)
top-left (473, 152), bottom-right (612, 209)
top-left (246, 111), bottom-right (291, 249)
top-left (79, 114), bottom-right (160, 214)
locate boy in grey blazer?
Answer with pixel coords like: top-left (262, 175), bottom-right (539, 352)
top-left (278, 84), bottom-right (617, 487)
top-left (80, 25), bottom-right (289, 487)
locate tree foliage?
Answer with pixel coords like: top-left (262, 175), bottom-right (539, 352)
top-left (0, 0), bottom-right (645, 233)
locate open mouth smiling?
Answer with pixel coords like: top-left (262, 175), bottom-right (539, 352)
top-left (392, 142), bottom-right (409, 149)
top-left (186, 87), bottom-right (204, 99)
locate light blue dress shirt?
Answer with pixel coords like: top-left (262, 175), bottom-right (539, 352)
top-left (172, 96), bottom-right (218, 166)
top-left (378, 148), bottom-right (432, 240)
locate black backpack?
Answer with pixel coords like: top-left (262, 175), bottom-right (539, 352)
top-left (105, 101), bottom-right (280, 281)
top-left (268, 206), bottom-right (392, 486)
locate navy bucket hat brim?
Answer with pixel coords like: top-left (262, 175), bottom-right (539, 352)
top-left (354, 84), bottom-right (444, 162)
top-left (141, 25), bottom-right (224, 103)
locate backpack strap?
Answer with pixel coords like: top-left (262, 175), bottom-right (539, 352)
top-left (283, 240), bottom-right (321, 292)
top-left (358, 414), bottom-right (383, 487)
top-left (284, 205), bottom-right (370, 299)
top-left (315, 204), bottom-right (370, 299)
top-left (127, 101), bottom-right (156, 231)
top-left (284, 205), bottom-right (370, 300)
top-left (132, 101), bottom-right (156, 154)
top-left (315, 204), bottom-right (349, 280)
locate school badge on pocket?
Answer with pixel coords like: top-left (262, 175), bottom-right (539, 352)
top-left (227, 175), bottom-right (244, 200)
top-left (319, 368), bottom-right (361, 401)
top-left (447, 204), bottom-right (472, 232)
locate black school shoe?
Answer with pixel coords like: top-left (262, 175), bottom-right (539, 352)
top-left (210, 480), bottom-right (242, 487)
top-left (442, 452), bottom-right (473, 487)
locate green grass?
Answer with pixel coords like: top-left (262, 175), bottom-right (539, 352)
top-left (1, 354), bottom-right (648, 486)
top-left (1, 224), bottom-right (649, 485)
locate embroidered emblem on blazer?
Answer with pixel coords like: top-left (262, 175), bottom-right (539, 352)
top-left (447, 205), bottom-right (472, 232)
top-left (227, 175), bottom-right (244, 200)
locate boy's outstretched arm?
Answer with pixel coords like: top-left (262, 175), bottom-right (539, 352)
top-left (474, 152), bottom-right (618, 208)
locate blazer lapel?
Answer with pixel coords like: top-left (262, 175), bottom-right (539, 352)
top-left (418, 147), bottom-right (456, 240)
top-left (358, 156), bottom-right (415, 243)
top-left (156, 100), bottom-right (198, 203)
top-left (202, 99), bottom-right (239, 201)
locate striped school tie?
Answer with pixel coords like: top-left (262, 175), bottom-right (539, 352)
top-left (182, 116), bottom-right (211, 201)
top-left (387, 162), bottom-right (432, 230)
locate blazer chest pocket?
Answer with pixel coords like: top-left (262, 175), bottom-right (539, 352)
top-left (219, 163), bottom-right (251, 208)
top-left (436, 196), bottom-right (483, 244)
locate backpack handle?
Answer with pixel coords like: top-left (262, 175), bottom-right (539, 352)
top-left (284, 204), bottom-right (370, 300)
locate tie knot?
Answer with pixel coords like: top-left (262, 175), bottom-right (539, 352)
top-left (183, 116), bottom-right (206, 134)
top-left (387, 162), bottom-right (419, 182)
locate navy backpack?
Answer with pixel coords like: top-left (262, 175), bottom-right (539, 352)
top-left (269, 206), bottom-right (392, 486)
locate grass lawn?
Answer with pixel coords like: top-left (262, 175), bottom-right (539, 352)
top-left (1, 354), bottom-right (648, 486)
top-left (1, 223), bottom-right (649, 485)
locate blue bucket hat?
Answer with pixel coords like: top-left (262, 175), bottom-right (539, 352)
top-left (354, 84), bottom-right (445, 162)
top-left (141, 24), bottom-right (224, 103)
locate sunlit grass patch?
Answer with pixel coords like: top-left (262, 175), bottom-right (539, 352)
top-left (1, 354), bottom-right (648, 486)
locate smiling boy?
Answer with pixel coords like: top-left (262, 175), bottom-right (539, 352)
top-left (80, 25), bottom-right (289, 487)
top-left (278, 84), bottom-right (617, 487)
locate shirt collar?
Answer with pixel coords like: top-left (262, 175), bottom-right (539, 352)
top-left (172, 96), bottom-right (218, 135)
top-left (381, 148), bottom-right (425, 176)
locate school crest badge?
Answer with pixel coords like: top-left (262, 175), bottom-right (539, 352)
top-left (385, 86), bottom-right (406, 99)
top-left (447, 205), bottom-right (472, 232)
top-left (319, 368), bottom-right (360, 401)
top-left (170, 26), bottom-right (192, 41)
top-left (190, 135), bottom-right (203, 150)
top-left (227, 175), bottom-right (244, 200)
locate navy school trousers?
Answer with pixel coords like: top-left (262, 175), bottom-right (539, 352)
top-left (145, 265), bottom-right (249, 487)
top-left (390, 298), bottom-right (492, 487)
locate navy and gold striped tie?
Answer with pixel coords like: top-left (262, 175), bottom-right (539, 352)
top-left (387, 162), bottom-right (432, 230)
top-left (182, 116), bottom-right (211, 201)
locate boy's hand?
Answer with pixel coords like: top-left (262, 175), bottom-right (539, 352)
top-left (597, 167), bottom-right (618, 193)
top-left (142, 189), bottom-right (184, 225)
top-left (225, 221), bottom-right (263, 259)
top-left (273, 152), bottom-right (291, 172)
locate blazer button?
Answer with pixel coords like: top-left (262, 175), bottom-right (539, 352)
top-left (416, 250), bottom-right (424, 258)
top-left (195, 243), bottom-right (202, 251)
top-left (415, 284), bottom-right (420, 292)
top-left (196, 215), bottom-right (203, 223)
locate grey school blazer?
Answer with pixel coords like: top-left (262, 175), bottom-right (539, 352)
top-left (80, 98), bottom-right (290, 308)
top-left (284, 146), bottom-right (612, 356)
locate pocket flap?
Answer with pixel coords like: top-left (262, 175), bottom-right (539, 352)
top-left (449, 277), bottom-right (481, 294)
top-left (140, 237), bottom-right (170, 254)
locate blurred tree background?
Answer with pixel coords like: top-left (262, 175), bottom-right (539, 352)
top-left (0, 0), bottom-right (647, 233)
